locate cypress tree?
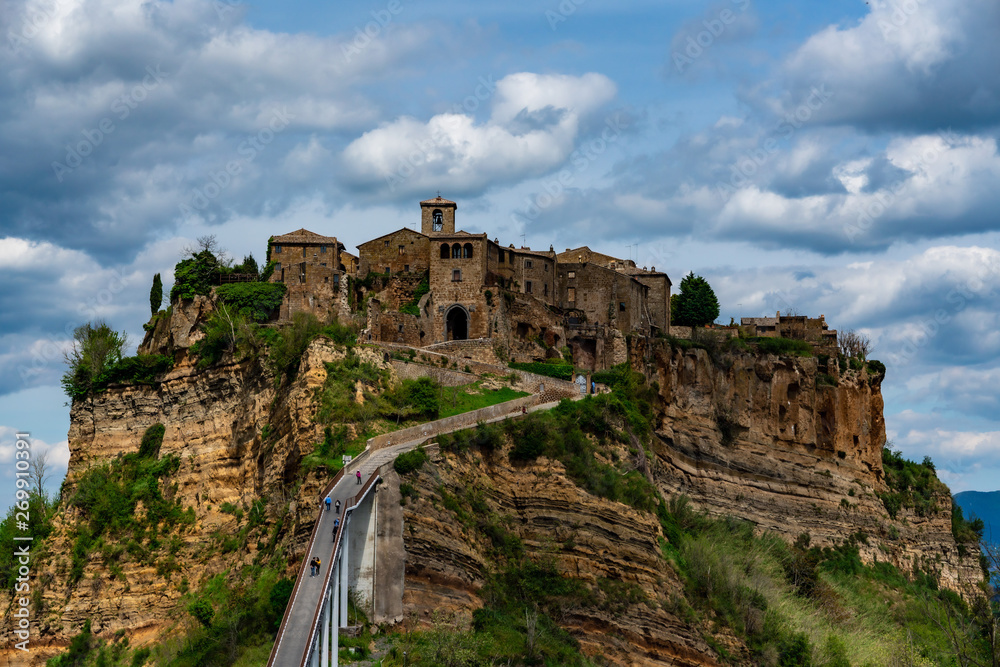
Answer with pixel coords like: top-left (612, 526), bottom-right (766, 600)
top-left (150, 273), bottom-right (163, 316)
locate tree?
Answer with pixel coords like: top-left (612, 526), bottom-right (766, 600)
top-left (672, 272), bottom-right (720, 327)
top-left (150, 273), bottom-right (163, 316)
top-left (29, 450), bottom-right (48, 500)
top-left (838, 329), bottom-right (872, 360)
top-left (61, 321), bottom-right (128, 398)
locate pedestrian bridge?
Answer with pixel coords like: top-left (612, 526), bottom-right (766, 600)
top-left (267, 383), bottom-right (581, 666)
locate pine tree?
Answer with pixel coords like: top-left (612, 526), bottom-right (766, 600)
top-left (673, 272), bottom-right (720, 327)
top-left (150, 273), bottom-right (163, 316)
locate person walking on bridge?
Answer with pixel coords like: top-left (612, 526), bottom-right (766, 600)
top-left (335, 499), bottom-right (341, 514)
top-left (333, 518), bottom-right (340, 539)
top-left (324, 495), bottom-right (331, 512)
top-left (356, 470), bottom-right (362, 484)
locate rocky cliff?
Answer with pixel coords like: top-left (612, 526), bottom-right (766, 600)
top-left (1, 300), bottom-right (390, 663)
top-left (2, 306), bottom-right (984, 665)
top-left (633, 338), bottom-right (982, 597)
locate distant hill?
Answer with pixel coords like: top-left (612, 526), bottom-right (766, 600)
top-left (955, 490), bottom-right (1000, 545)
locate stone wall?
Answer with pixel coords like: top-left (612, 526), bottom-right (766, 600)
top-left (366, 394), bottom-right (541, 451)
top-left (516, 251), bottom-right (557, 305)
top-left (389, 360), bottom-right (478, 386)
top-left (358, 228), bottom-right (430, 278)
top-left (428, 236), bottom-right (489, 342)
top-left (424, 338), bottom-right (501, 364)
top-left (632, 273), bottom-right (671, 333)
top-left (556, 262), bottom-right (648, 334)
top-left (270, 260), bottom-right (344, 321)
top-left (366, 302), bottom-right (425, 346)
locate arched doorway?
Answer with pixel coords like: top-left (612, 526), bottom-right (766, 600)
top-left (446, 306), bottom-right (469, 341)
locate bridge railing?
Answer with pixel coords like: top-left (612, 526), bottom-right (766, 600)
top-left (265, 449), bottom-right (372, 667)
top-left (300, 468), bottom-right (382, 667)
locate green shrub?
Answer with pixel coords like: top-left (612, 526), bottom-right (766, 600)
top-left (61, 321), bottom-right (129, 399)
top-left (269, 312), bottom-right (356, 381)
top-left (509, 361), bottom-right (575, 381)
top-left (170, 250), bottom-right (220, 301)
top-left (394, 446), bottom-right (429, 474)
top-left (215, 282), bottom-right (287, 321)
top-left (750, 337), bottom-right (814, 357)
top-left (138, 423), bottom-right (165, 459)
top-left (399, 271), bottom-right (430, 316)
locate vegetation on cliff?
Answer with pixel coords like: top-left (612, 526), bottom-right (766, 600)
top-left (61, 321), bottom-right (174, 399)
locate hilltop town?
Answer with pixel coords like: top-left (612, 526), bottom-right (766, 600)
top-left (259, 194), bottom-right (836, 369)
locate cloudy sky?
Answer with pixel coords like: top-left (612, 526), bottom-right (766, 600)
top-left (2, 0), bottom-right (999, 503)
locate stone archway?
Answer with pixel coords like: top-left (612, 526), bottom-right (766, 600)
top-left (445, 305), bottom-right (469, 341)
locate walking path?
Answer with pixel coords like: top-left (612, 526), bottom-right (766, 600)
top-left (268, 396), bottom-right (577, 666)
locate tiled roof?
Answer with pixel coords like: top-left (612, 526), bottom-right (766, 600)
top-left (272, 229), bottom-right (339, 244)
top-left (358, 227), bottom-right (427, 246)
top-left (420, 195), bottom-right (457, 206)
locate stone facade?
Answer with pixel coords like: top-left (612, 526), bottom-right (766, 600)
top-left (742, 312), bottom-right (838, 354)
top-left (268, 229), bottom-right (346, 320)
top-left (556, 262), bottom-right (648, 333)
top-left (428, 233), bottom-right (489, 342)
top-left (357, 227), bottom-right (430, 278)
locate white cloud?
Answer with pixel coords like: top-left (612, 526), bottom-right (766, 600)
top-left (341, 72), bottom-right (617, 196)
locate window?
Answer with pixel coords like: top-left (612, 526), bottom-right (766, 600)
top-left (526, 281), bottom-right (533, 293)
top-left (398, 324), bottom-right (404, 333)
top-left (324, 276), bottom-right (329, 283)
top-left (498, 249), bottom-right (505, 263)
top-left (619, 301), bottom-right (626, 312)
top-left (463, 243), bottom-right (473, 259)
top-left (525, 259), bottom-right (533, 269)
top-left (384, 240), bottom-right (390, 247)
top-left (568, 271), bottom-right (575, 279)
top-left (302, 247), bottom-right (306, 258)
top-left (452, 269), bottom-right (462, 282)
top-left (385, 266), bottom-right (391, 274)
top-left (299, 262), bottom-right (306, 284)
top-left (452, 243), bottom-right (461, 259)
top-left (404, 264), bottom-right (409, 272)
top-left (399, 245), bottom-right (404, 255)
top-left (440, 243), bottom-right (450, 259)
top-left (275, 245), bottom-right (282, 254)
top-left (544, 264), bottom-right (548, 272)
top-left (432, 209), bottom-right (443, 231)
top-left (509, 253), bottom-right (515, 264)
top-left (320, 245), bottom-right (327, 253)
top-left (568, 287), bottom-right (576, 302)
top-left (543, 284), bottom-right (548, 296)
top-left (275, 262), bottom-right (282, 272)
top-left (333, 275), bottom-right (340, 284)
top-left (320, 262), bottom-right (326, 267)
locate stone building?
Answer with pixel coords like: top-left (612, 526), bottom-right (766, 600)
top-left (357, 227), bottom-right (430, 277)
top-left (556, 262), bottom-right (649, 333)
top-left (741, 312), bottom-right (838, 354)
top-left (268, 229), bottom-right (346, 320)
top-left (276, 195), bottom-right (673, 368)
top-left (556, 247), bottom-right (670, 332)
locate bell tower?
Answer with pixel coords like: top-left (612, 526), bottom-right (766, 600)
top-left (420, 195), bottom-right (457, 235)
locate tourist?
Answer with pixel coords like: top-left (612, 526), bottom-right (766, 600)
top-left (324, 495), bottom-right (331, 511)
top-left (356, 470), bottom-right (362, 484)
top-left (335, 499), bottom-right (341, 515)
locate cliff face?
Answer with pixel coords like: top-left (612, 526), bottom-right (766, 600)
top-left (399, 450), bottom-right (724, 667)
top-left (636, 339), bottom-right (981, 596)
top-left (6, 301), bottom-right (983, 664)
top-left (7, 301), bottom-right (389, 659)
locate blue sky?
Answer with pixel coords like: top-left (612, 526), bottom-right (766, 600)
top-left (2, 0), bottom-right (999, 503)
